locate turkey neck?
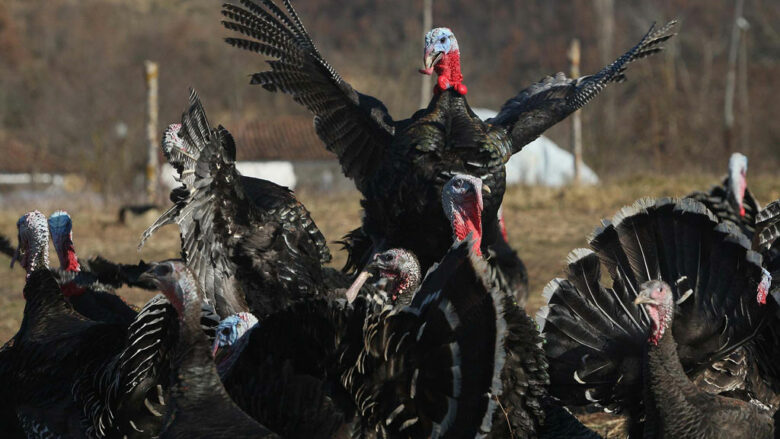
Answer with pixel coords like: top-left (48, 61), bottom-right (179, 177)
top-left (434, 51), bottom-right (464, 89)
top-left (56, 237), bottom-right (81, 272)
top-left (644, 328), bottom-right (704, 436)
top-left (171, 278), bottom-right (207, 350)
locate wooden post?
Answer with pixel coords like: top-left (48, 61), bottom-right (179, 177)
top-left (568, 39), bottom-right (582, 184)
top-left (419, 0), bottom-right (433, 108)
top-left (144, 60), bottom-right (159, 204)
top-left (724, 0), bottom-right (745, 152)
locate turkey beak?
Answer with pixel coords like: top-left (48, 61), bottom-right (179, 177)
top-left (482, 184), bottom-right (491, 194)
top-left (634, 295), bottom-right (659, 306)
top-left (345, 271), bottom-right (371, 303)
top-left (419, 51), bottom-right (442, 75)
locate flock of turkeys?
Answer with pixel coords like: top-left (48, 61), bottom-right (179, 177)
top-left (1, 1), bottom-right (778, 438)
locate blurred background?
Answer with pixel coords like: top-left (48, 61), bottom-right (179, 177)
top-left (0, 0), bottom-right (778, 201)
top-left (1, 2), bottom-right (778, 434)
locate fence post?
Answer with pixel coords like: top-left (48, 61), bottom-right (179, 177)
top-left (568, 39), bottom-right (582, 184)
top-left (144, 60), bottom-right (159, 204)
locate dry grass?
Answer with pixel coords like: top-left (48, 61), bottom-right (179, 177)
top-left (1, 173), bottom-right (778, 437)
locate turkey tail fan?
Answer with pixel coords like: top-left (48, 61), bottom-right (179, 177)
top-left (757, 199), bottom-right (780, 305)
top-left (538, 248), bottom-right (649, 413)
top-left (756, 199), bottom-right (780, 253)
top-left (344, 238), bottom-right (507, 437)
top-left (687, 179), bottom-right (761, 238)
top-left (539, 197), bottom-right (769, 415)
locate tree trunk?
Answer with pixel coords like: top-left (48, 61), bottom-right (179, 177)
top-left (724, 0), bottom-right (745, 153)
top-left (419, 0), bottom-right (433, 109)
top-left (738, 19), bottom-right (751, 153)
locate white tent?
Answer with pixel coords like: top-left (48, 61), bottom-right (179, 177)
top-left (472, 108), bottom-right (599, 187)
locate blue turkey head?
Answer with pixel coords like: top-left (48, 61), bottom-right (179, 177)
top-left (421, 27), bottom-right (459, 73)
top-left (212, 312), bottom-right (259, 356)
top-left (48, 210), bottom-right (73, 258)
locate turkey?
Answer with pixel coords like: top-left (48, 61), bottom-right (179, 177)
top-left (2, 211), bottom-right (219, 439)
top-left (345, 173), bottom-right (598, 438)
top-left (439, 174), bottom-right (599, 438)
top-left (221, 0), bottom-right (676, 281)
top-left (687, 152), bottom-right (760, 237)
top-left (48, 210), bottom-right (141, 325)
top-left (138, 261), bottom-right (280, 439)
top-left (47, 210), bottom-right (157, 292)
top-left (633, 280), bottom-right (773, 438)
top-left (212, 235), bottom-right (510, 438)
top-left (729, 200), bottom-right (780, 423)
top-left (689, 197), bottom-right (780, 413)
top-left (537, 197), bottom-right (772, 437)
top-left (141, 89), bottom-right (361, 318)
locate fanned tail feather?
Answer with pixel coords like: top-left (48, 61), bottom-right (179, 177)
top-left (538, 197), bottom-right (769, 418)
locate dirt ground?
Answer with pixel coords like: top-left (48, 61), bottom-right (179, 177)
top-left (1, 173), bottom-right (778, 437)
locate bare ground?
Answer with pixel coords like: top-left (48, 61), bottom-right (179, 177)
top-left (1, 173), bottom-right (778, 437)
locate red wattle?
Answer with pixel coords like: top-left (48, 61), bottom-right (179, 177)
top-left (453, 208), bottom-right (483, 256)
top-left (433, 51), bottom-right (467, 95)
top-left (437, 76), bottom-right (450, 91)
top-left (740, 206), bottom-right (746, 217)
top-left (65, 248), bottom-right (81, 272)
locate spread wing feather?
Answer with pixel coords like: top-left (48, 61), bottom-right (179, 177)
top-left (489, 20), bottom-right (676, 158)
top-left (222, 0), bottom-right (395, 189)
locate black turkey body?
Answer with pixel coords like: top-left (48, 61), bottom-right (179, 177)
top-left (142, 90), bottom-right (357, 318)
top-left (538, 198), bottom-right (774, 438)
top-left (222, 0), bottom-right (677, 278)
top-left (215, 239), bottom-right (512, 438)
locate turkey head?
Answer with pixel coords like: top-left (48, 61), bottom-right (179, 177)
top-left (419, 27), bottom-right (467, 95)
top-left (12, 210), bottom-right (50, 275)
top-left (442, 174), bottom-right (489, 255)
top-left (634, 280), bottom-right (675, 346)
top-left (728, 153), bottom-right (748, 217)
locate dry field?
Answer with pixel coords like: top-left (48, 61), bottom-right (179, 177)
top-left (1, 173), bottom-right (778, 437)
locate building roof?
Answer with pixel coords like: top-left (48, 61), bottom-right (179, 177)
top-left (0, 139), bottom-right (65, 174)
top-left (233, 115), bottom-right (336, 161)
